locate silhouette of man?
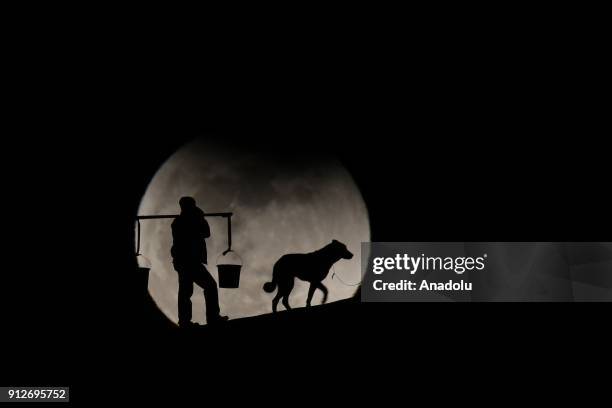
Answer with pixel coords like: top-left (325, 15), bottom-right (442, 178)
top-left (171, 196), bottom-right (227, 327)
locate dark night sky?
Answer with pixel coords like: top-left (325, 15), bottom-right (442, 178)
top-left (2, 20), bottom-right (610, 400)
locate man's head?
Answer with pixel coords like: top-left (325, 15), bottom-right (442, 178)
top-left (179, 196), bottom-right (197, 212)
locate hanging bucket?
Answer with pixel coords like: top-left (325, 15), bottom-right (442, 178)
top-left (216, 250), bottom-right (243, 288)
top-left (136, 254), bottom-right (152, 293)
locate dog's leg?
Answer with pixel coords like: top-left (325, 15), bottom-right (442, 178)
top-left (282, 295), bottom-right (291, 310)
top-left (316, 283), bottom-right (329, 304)
top-left (272, 292), bottom-right (282, 313)
top-left (306, 283), bottom-right (317, 307)
top-left (280, 277), bottom-right (294, 311)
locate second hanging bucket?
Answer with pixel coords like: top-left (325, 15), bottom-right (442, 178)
top-left (216, 250), bottom-right (243, 288)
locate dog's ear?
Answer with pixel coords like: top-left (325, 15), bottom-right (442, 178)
top-left (332, 239), bottom-right (339, 244)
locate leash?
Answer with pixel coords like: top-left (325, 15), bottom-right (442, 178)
top-left (331, 264), bottom-right (361, 287)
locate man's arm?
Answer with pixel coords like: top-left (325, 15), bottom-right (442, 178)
top-left (200, 213), bottom-right (211, 238)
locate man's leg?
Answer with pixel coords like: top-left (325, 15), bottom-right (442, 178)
top-left (192, 263), bottom-right (222, 322)
top-left (176, 266), bottom-right (194, 327)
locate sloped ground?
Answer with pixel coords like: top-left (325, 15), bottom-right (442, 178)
top-left (193, 297), bottom-right (361, 335)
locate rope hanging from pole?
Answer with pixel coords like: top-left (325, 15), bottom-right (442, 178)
top-left (136, 219), bottom-right (141, 256)
top-left (223, 215), bottom-right (232, 255)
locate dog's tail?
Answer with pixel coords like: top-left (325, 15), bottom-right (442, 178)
top-left (263, 280), bottom-right (277, 293)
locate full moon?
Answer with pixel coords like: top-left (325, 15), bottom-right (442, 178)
top-left (137, 138), bottom-right (370, 324)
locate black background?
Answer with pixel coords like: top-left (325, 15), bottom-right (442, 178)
top-left (2, 10), bottom-right (610, 403)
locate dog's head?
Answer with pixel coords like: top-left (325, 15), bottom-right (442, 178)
top-left (331, 239), bottom-right (354, 259)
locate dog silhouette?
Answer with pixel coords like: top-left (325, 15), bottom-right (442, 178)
top-left (263, 240), bottom-right (354, 312)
